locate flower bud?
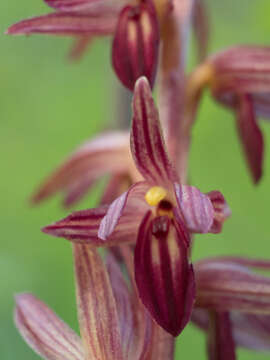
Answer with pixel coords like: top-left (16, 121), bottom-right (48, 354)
top-left (112, 0), bottom-right (160, 91)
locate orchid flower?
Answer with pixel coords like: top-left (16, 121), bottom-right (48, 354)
top-left (43, 76), bottom-right (230, 336)
top-left (7, 0), bottom-right (162, 90)
top-left (188, 46), bottom-right (270, 183)
top-left (15, 245), bottom-right (174, 360)
top-left (7, 0), bottom-right (209, 90)
top-left (192, 256), bottom-right (270, 359)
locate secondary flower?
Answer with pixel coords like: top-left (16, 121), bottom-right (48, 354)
top-left (43, 76), bottom-right (230, 336)
top-left (15, 246), bottom-right (174, 360)
top-left (7, 0), bottom-right (161, 90)
top-left (31, 131), bottom-right (133, 207)
top-left (7, 0), bottom-right (210, 90)
top-left (187, 46), bottom-right (270, 183)
top-left (192, 256), bottom-right (270, 359)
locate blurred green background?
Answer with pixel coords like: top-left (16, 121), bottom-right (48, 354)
top-left (1, 0), bottom-right (270, 359)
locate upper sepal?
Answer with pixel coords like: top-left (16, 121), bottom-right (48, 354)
top-left (131, 77), bottom-right (177, 185)
top-left (112, 0), bottom-right (160, 91)
top-left (135, 211), bottom-right (195, 336)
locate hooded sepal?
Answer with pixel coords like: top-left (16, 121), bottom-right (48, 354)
top-left (112, 0), bottom-right (160, 91)
top-left (14, 293), bottom-right (84, 360)
top-left (135, 211), bottom-right (195, 336)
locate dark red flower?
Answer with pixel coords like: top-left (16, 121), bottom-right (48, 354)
top-left (43, 77), bottom-right (230, 336)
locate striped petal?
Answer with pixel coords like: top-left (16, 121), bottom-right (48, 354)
top-left (131, 77), bottom-right (177, 185)
top-left (112, 0), bottom-right (160, 90)
top-left (7, 12), bottom-right (116, 36)
top-left (43, 204), bottom-right (143, 246)
top-left (236, 94), bottom-right (264, 183)
top-left (195, 259), bottom-right (270, 314)
top-left (192, 309), bottom-right (270, 352)
top-left (44, 0), bottom-right (126, 15)
top-left (210, 46), bottom-right (270, 95)
top-left (31, 131), bottom-right (129, 206)
top-left (73, 245), bottom-right (123, 360)
top-left (174, 184), bottom-right (214, 234)
top-left (15, 293), bottom-right (84, 360)
top-left (135, 211), bottom-right (195, 336)
top-left (98, 181), bottom-right (149, 240)
top-left (207, 311), bottom-right (236, 360)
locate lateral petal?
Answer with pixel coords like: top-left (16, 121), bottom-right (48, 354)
top-left (174, 184), bottom-right (214, 233)
top-left (73, 245), bottom-right (123, 360)
top-left (236, 94), bottom-right (264, 183)
top-left (98, 181), bottom-right (149, 240)
top-left (7, 12), bottom-right (116, 36)
top-left (207, 311), bottom-right (236, 360)
top-left (31, 131), bottom-right (129, 205)
top-left (15, 293), bottom-right (84, 360)
top-left (134, 211), bottom-right (195, 336)
top-left (131, 77), bottom-right (177, 185)
top-left (195, 259), bottom-right (270, 314)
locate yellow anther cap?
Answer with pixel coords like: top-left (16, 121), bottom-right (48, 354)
top-left (145, 186), bottom-right (167, 206)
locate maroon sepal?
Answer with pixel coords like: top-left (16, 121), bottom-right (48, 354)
top-left (112, 0), bottom-right (160, 91)
top-left (236, 94), bottom-right (264, 183)
top-left (134, 211), bottom-right (195, 336)
top-left (207, 311), bottom-right (236, 360)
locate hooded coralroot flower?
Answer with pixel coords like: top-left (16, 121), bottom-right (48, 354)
top-left (192, 256), bottom-right (270, 359)
top-left (15, 246), bottom-right (175, 360)
top-left (7, 0), bottom-right (162, 90)
top-left (43, 76), bottom-right (230, 336)
top-left (188, 46), bottom-right (270, 183)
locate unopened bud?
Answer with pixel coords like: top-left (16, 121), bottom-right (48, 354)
top-left (112, 0), bottom-right (160, 91)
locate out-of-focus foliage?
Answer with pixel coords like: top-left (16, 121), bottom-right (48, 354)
top-left (1, 0), bottom-right (270, 359)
